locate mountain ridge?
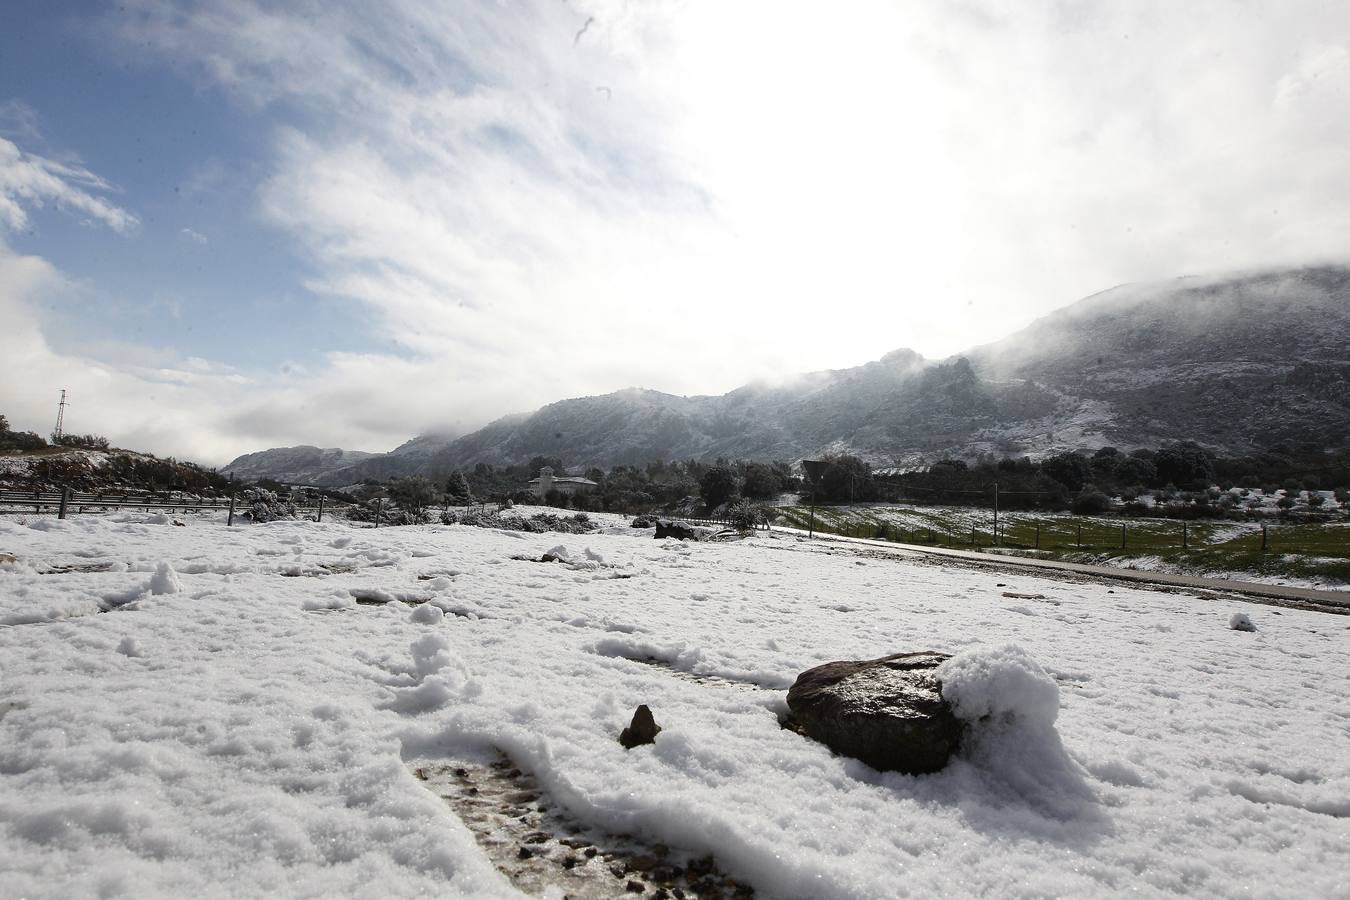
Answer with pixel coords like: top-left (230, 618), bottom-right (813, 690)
top-left (222, 265), bottom-right (1350, 485)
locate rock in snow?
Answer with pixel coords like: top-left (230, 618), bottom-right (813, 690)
top-left (654, 520), bottom-right (699, 540)
top-left (1230, 612), bottom-right (1257, 632)
top-left (619, 704), bottom-right (662, 749)
top-left (785, 651), bottom-right (962, 774)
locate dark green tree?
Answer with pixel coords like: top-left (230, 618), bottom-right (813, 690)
top-left (445, 471), bottom-right (474, 504)
top-left (699, 465), bottom-right (741, 509)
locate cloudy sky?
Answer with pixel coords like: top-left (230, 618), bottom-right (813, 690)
top-left (3, 1), bottom-right (1350, 466)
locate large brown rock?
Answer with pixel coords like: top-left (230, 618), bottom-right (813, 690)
top-left (785, 651), bottom-right (961, 774)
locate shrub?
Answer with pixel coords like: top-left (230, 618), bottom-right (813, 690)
top-left (1070, 491), bottom-right (1112, 515)
top-left (0, 430), bottom-right (46, 452)
top-left (388, 476), bottom-right (438, 517)
top-left (53, 433), bottom-right (111, 450)
top-left (243, 489), bottom-right (298, 523)
top-left (725, 499), bottom-right (766, 530)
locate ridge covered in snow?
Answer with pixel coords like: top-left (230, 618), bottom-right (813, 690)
top-left (227, 265), bottom-right (1350, 483)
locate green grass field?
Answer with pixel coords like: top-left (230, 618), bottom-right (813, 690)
top-left (772, 504), bottom-right (1350, 586)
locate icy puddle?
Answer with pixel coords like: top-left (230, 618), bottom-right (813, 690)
top-left (413, 754), bottom-right (754, 899)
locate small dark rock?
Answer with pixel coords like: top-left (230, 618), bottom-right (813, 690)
top-left (562, 855), bottom-right (581, 869)
top-left (584, 847), bottom-right (598, 858)
top-left (619, 705), bottom-right (662, 749)
top-left (785, 651), bottom-right (961, 774)
top-left (452, 767), bottom-right (469, 778)
top-left (626, 880), bottom-right (646, 893)
top-left (631, 516), bottom-right (655, 528)
top-left (518, 846), bottom-right (534, 859)
top-left (523, 831), bottom-right (551, 844)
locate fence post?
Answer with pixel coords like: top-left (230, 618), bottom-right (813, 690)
top-left (1121, 523), bottom-right (1127, 549)
top-left (1076, 522), bottom-right (1082, 549)
top-left (1035, 523), bottom-right (1041, 550)
top-left (375, 498), bottom-right (383, 528)
top-left (58, 486), bottom-right (70, 520)
top-left (1182, 522), bottom-right (1188, 550)
top-left (1261, 524), bottom-right (1268, 552)
top-left (227, 489), bottom-right (236, 526)
top-left (317, 495), bottom-right (324, 523)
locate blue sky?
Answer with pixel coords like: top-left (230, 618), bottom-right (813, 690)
top-left (3, 1), bottom-right (1350, 465)
top-left (0, 3), bottom-right (380, 368)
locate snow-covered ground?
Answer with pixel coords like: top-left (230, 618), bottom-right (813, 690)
top-left (1, 513), bottom-right (1347, 898)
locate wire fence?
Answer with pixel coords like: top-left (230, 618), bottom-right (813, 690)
top-left (779, 507), bottom-right (1349, 558)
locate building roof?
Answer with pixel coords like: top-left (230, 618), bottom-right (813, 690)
top-left (528, 476), bottom-right (598, 486)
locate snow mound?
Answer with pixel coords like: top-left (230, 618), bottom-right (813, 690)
top-left (301, 591), bottom-right (355, 611)
top-left (410, 634), bottom-right (454, 679)
top-left (409, 604), bottom-right (444, 625)
top-left (148, 562), bottom-right (181, 596)
top-left (380, 636), bottom-right (475, 714)
top-left (938, 643), bottom-right (1060, 729)
top-left (117, 636), bottom-right (144, 658)
top-left (938, 644), bottom-right (1092, 819)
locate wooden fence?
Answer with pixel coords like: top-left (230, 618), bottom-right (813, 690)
top-left (0, 488), bottom-right (335, 523)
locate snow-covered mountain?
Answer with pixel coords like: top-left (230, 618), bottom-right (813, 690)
top-left (226, 266), bottom-right (1350, 484)
top-left (220, 446), bottom-right (378, 484)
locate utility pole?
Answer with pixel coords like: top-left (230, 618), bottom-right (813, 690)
top-left (992, 481), bottom-right (999, 546)
top-left (227, 474), bottom-right (237, 527)
top-left (53, 389), bottom-right (67, 440)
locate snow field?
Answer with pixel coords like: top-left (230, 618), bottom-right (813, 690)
top-left (1, 513), bottom-right (1347, 898)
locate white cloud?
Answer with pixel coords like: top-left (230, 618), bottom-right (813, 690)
top-left (0, 138), bottom-right (139, 233)
top-left (180, 226), bottom-right (208, 244)
top-left (7, 0), bottom-right (1350, 463)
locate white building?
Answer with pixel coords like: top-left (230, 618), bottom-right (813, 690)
top-left (528, 466), bottom-right (598, 500)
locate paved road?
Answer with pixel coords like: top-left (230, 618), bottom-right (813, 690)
top-left (769, 526), bottom-right (1350, 613)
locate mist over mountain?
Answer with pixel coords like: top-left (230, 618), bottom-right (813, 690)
top-left (223, 266), bottom-right (1350, 485)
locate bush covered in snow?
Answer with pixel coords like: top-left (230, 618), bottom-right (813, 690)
top-left (725, 499), bottom-right (769, 530)
top-left (243, 488), bottom-right (298, 523)
top-left (440, 509), bottom-right (598, 534)
top-left (345, 498), bottom-right (430, 526)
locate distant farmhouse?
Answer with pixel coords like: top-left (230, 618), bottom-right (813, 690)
top-left (529, 466), bottom-right (598, 500)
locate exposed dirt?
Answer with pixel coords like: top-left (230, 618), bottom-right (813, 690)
top-left (413, 753), bottom-right (754, 899)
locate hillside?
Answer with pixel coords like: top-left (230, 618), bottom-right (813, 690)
top-left (220, 446), bottom-right (377, 485)
top-left (224, 265), bottom-right (1350, 484)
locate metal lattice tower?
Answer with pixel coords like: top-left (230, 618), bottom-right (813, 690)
top-left (53, 389), bottom-right (67, 439)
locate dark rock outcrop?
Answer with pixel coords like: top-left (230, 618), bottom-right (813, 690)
top-left (619, 705), bottom-right (662, 749)
top-left (785, 651), bottom-right (961, 774)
